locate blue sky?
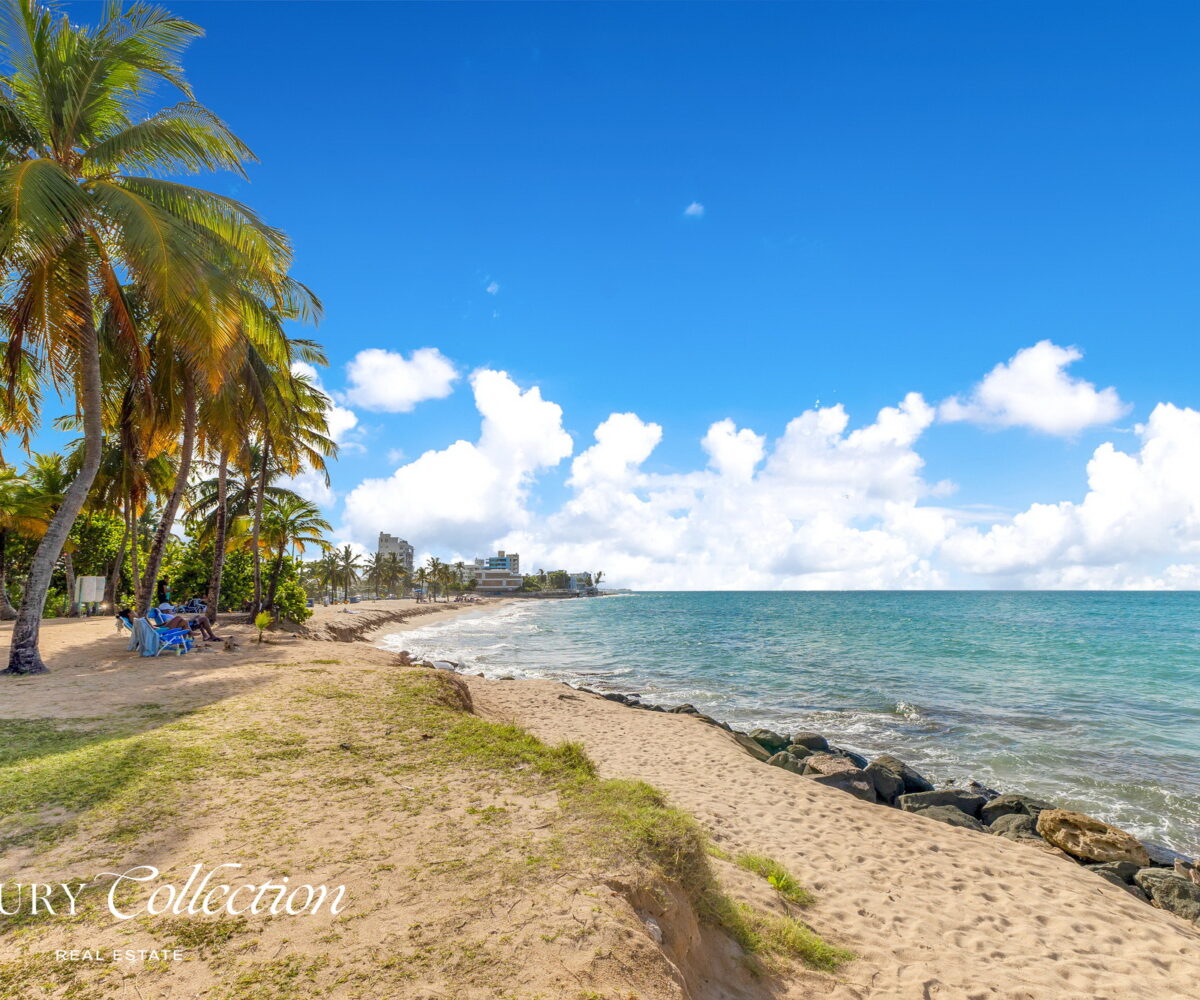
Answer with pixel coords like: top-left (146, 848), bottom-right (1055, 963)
top-left (45, 2), bottom-right (1200, 587)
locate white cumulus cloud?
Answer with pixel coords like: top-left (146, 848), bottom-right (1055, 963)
top-left (344, 347), bottom-right (459, 413)
top-left (683, 202), bottom-right (705, 217)
top-left (341, 369), bottom-right (573, 553)
top-left (331, 345), bottom-right (1198, 592)
top-left (941, 402), bottom-right (1200, 586)
top-left (940, 341), bottom-right (1128, 436)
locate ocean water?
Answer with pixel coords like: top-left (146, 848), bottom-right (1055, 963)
top-left (380, 592), bottom-right (1200, 858)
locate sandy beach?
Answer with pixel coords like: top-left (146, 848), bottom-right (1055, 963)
top-left (0, 600), bottom-right (1197, 999)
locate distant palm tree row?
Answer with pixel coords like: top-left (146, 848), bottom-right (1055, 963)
top-left (0, 1), bottom-right (336, 674)
top-left (299, 551), bottom-right (476, 605)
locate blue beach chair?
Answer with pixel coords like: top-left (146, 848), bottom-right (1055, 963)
top-left (127, 617), bottom-right (194, 657)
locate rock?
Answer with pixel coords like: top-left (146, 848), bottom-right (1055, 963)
top-left (788, 731), bottom-right (829, 751)
top-left (1087, 861), bottom-right (1141, 885)
top-left (980, 793), bottom-right (1057, 825)
top-left (646, 704), bottom-right (666, 712)
top-left (766, 751), bottom-right (807, 775)
top-left (748, 728), bottom-right (790, 753)
top-left (1035, 809), bottom-right (1151, 866)
top-left (1133, 869), bottom-right (1200, 924)
top-left (1145, 842), bottom-right (1189, 868)
top-left (871, 754), bottom-right (934, 794)
top-left (965, 780), bottom-right (1000, 801)
top-left (802, 753), bottom-right (860, 778)
top-left (730, 731), bottom-right (772, 762)
top-left (807, 767), bottom-right (877, 803)
top-left (602, 693), bottom-right (630, 704)
top-left (912, 805), bottom-right (987, 833)
top-left (670, 704), bottom-right (700, 714)
top-left (989, 814), bottom-right (1040, 840)
top-left (828, 746), bottom-right (869, 769)
top-left (783, 744), bottom-right (815, 760)
top-left (897, 789), bottom-right (987, 819)
top-left (694, 714), bottom-right (724, 727)
top-left (1174, 859), bottom-right (1200, 887)
top-left (863, 762), bottom-right (905, 805)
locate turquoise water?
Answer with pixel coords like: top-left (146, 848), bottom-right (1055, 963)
top-left (382, 592), bottom-right (1200, 857)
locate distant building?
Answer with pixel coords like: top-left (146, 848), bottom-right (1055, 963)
top-left (377, 533), bottom-right (414, 573)
top-left (479, 550), bottom-right (519, 574)
top-left (472, 550), bottom-right (522, 592)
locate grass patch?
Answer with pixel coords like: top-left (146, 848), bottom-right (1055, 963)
top-left (0, 717), bottom-right (214, 849)
top-left (213, 955), bottom-right (329, 1000)
top-left (735, 853), bottom-right (816, 906)
top-left (719, 904), bottom-right (855, 972)
top-left (162, 915), bottom-right (250, 951)
top-left (393, 672), bottom-right (851, 972)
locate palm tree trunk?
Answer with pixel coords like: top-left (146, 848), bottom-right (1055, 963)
top-left (105, 513), bottom-right (129, 609)
top-left (5, 295), bottom-right (104, 675)
top-left (265, 546), bottom-right (285, 611)
top-left (0, 529), bottom-right (16, 621)
top-left (205, 446), bottom-right (229, 624)
top-left (250, 438), bottom-right (269, 616)
top-left (63, 550), bottom-right (77, 617)
top-left (138, 373), bottom-right (196, 615)
top-left (128, 499), bottom-right (140, 602)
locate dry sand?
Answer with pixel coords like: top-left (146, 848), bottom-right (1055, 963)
top-left (0, 599), bottom-right (1197, 999)
top-left (473, 676), bottom-right (1200, 999)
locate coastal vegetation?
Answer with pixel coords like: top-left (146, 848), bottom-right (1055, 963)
top-left (0, 0), bottom-right (336, 672)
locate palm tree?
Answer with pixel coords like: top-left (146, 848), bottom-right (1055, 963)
top-left (242, 344), bottom-right (333, 616)
top-left (364, 552), bottom-right (386, 599)
top-left (425, 556), bottom-right (446, 602)
top-left (314, 550), bottom-right (340, 604)
top-left (0, 466), bottom-right (45, 618)
top-left (413, 566), bottom-right (429, 602)
top-left (260, 495), bottom-right (330, 612)
top-left (336, 544), bottom-right (361, 602)
top-left (0, 0), bottom-right (294, 673)
top-left (24, 453), bottom-right (79, 614)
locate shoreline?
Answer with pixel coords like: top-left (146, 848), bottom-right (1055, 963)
top-left (1, 599), bottom-right (1197, 998)
top-left (386, 597), bottom-right (1200, 864)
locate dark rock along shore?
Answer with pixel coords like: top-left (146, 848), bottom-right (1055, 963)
top-left (566, 682), bottom-right (1200, 930)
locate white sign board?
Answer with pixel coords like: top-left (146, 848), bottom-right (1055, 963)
top-left (75, 575), bottom-right (106, 604)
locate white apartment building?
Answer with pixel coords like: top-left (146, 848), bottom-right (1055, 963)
top-left (377, 533), bottom-right (415, 573)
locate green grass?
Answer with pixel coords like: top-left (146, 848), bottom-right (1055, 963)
top-left (396, 672), bottom-right (851, 973)
top-left (0, 666), bottom-right (851, 988)
top-left (735, 853), bottom-right (816, 906)
top-left (0, 714), bottom-right (212, 850)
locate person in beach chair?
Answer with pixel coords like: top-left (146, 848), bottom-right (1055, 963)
top-left (153, 602), bottom-right (223, 642)
top-left (116, 608), bottom-right (195, 657)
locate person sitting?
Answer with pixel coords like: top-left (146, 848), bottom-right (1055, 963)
top-left (155, 602), bottom-right (223, 642)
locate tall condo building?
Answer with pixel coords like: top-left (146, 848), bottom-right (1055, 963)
top-left (377, 533), bottom-right (415, 573)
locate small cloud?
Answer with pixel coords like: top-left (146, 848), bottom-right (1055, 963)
top-left (344, 347), bottom-right (459, 413)
top-left (683, 202), bottom-right (705, 217)
top-left (486, 281), bottom-right (500, 295)
top-left (386, 448), bottom-right (405, 465)
top-left (939, 341), bottom-right (1128, 436)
